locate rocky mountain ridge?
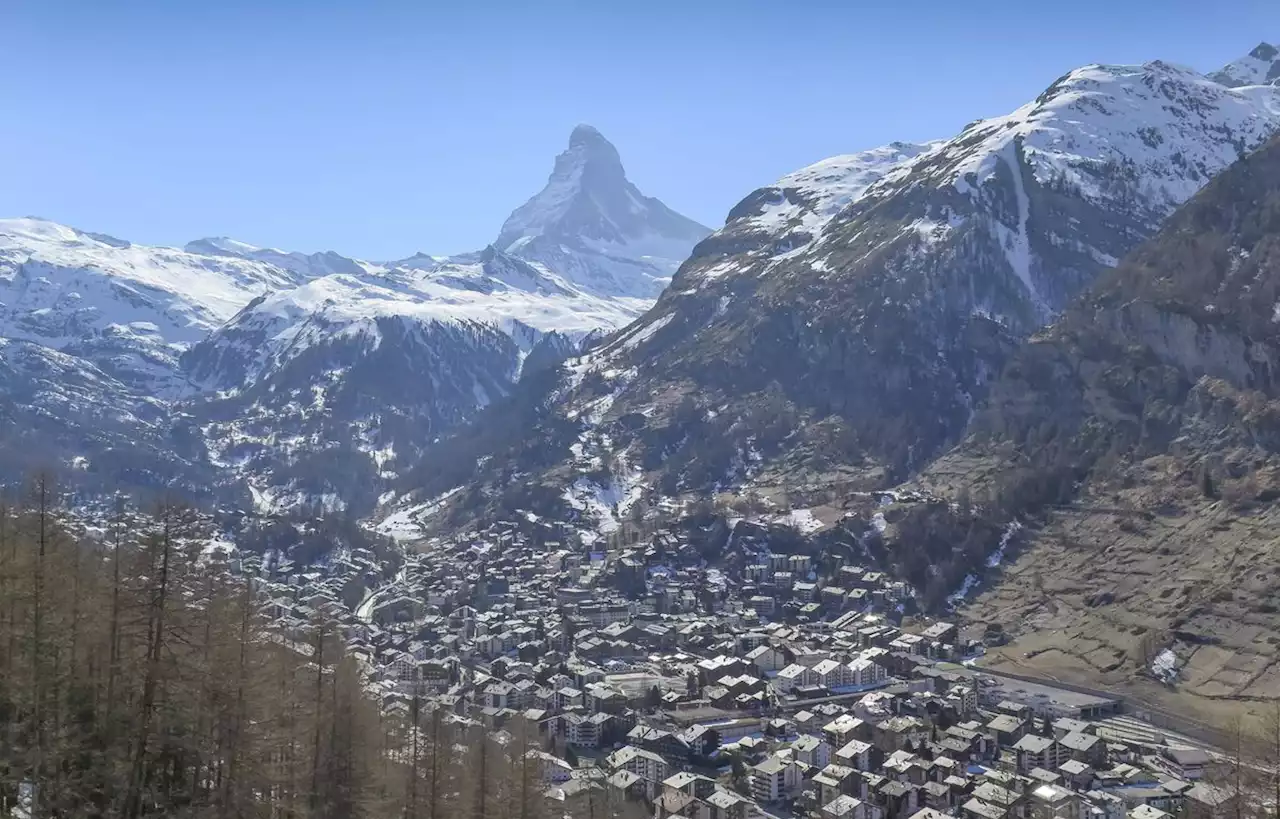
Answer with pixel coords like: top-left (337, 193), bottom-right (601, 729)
top-left (1210, 41), bottom-right (1280, 88)
top-left (390, 44), bottom-right (1280, 555)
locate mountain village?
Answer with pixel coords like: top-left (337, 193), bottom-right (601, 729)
top-left (221, 511), bottom-right (1233, 819)
top-left (4, 23), bottom-right (1280, 819)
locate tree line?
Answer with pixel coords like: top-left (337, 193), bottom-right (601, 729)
top-left (0, 476), bottom-right (615, 819)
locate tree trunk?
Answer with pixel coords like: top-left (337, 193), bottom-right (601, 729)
top-left (123, 503), bottom-right (176, 819)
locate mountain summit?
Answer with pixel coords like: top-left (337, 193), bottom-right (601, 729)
top-left (396, 49), bottom-right (1280, 544)
top-left (495, 125), bottom-right (711, 299)
top-left (1210, 41), bottom-right (1280, 87)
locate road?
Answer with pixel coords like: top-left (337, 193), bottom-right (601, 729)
top-left (354, 564), bottom-right (408, 623)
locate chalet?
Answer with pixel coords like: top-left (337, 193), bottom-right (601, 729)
top-left (814, 763), bottom-right (861, 806)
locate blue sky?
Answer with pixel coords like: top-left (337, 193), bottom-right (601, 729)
top-left (2, 0), bottom-right (1276, 259)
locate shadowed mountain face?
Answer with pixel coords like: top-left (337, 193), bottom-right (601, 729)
top-left (922, 132), bottom-right (1280, 722)
top-left (398, 50), bottom-right (1280, 541)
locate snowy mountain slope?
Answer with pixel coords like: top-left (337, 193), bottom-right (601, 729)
top-left (720, 140), bottom-right (941, 250)
top-left (494, 124), bottom-right (712, 299)
top-left (179, 126), bottom-right (695, 396)
top-left (677, 58), bottom-right (1280, 312)
top-left (184, 248), bottom-right (645, 390)
top-left (399, 44), bottom-right (1280, 543)
top-left (0, 338), bottom-right (221, 496)
top-left (0, 218), bottom-right (304, 393)
top-left (0, 218), bottom-right (301, 340)
top-left (184, 236), bottom-right (371, 279)
top-left (180, 243), bottom-right (654, 515)
top-left (1210, 41), bottom-right (1280, 88)
top-left (931, 61), bottom-right (1276, 253)
top-left (192, 316), bottom-right (534, 516)
top-left (637, 54), bottom-right (1280, 382)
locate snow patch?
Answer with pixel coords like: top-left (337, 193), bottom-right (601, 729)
top-left (986, 521), bottom-right (1023, 568)
top-left (1150, 648), bottom-right (1180, 683)
top-left (374, 486), bottom-right (465, 541)
top-left (561, 457), bottom-right (645, 536)
top-left (609, 311), bottom-right (673, 354)
top-left (947, 574), bottom-right (980, 608)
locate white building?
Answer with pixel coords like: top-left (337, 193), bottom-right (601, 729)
top-left (775, 663), bottom-right (812, 692)
top-left (792, 734), bottom-right (832, 768)
top-left (747, 644), bottom-right (788, 673)
top-left (751, 754), bottom-right (801, 803)
top-left (847, 657), bottom-right (888, 687)
top-left (813, 658), bottom-right (850, 689)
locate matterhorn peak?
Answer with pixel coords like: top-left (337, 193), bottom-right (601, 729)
top-left (1250, 42), bottom-right (1279, 62)
top-left (1209, 41), bottom-right (1280, 87)
top-left (568, 123), bottom-right (615, 152)
top-left (548, 123), bottom-right (626, 188)
top-left (490, 124), bottom-right (709, 298)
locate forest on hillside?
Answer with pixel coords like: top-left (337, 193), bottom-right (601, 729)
top-left (0, 477), bottom-right (633, 819)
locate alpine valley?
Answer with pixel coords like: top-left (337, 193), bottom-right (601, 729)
top-left (373, 42), bottom-right (1280, 723)
top-left (9, 37), bottom-right (1280, 726)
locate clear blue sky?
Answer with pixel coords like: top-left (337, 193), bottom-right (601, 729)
top-left (2, 0), bottom-right (1275, 259)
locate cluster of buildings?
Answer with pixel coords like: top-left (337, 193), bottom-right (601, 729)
top-left (225, 516), bottom-right (1235, 819)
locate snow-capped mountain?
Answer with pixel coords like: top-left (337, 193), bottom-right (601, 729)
top-left (721, 141), bottom-right (941, 241)
top-left (181, 246), bottom-right (652, 514)
top-left (0, 126), bottom-right (706, 512)
top-left (174, 125), bottom-right (702, 514)
top-left (1210, 41), bottom-right (1280, 87)
top-left (184, 236), bottom-right (371, 279)
top-left (494, 124), bottom-right (712, 299)
top-left (398, 43), bottom-right (1280, 542)
top-left (0, 217), bottom-right (302, 394)
top-left (183, 247), bottom-right (644, 391)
